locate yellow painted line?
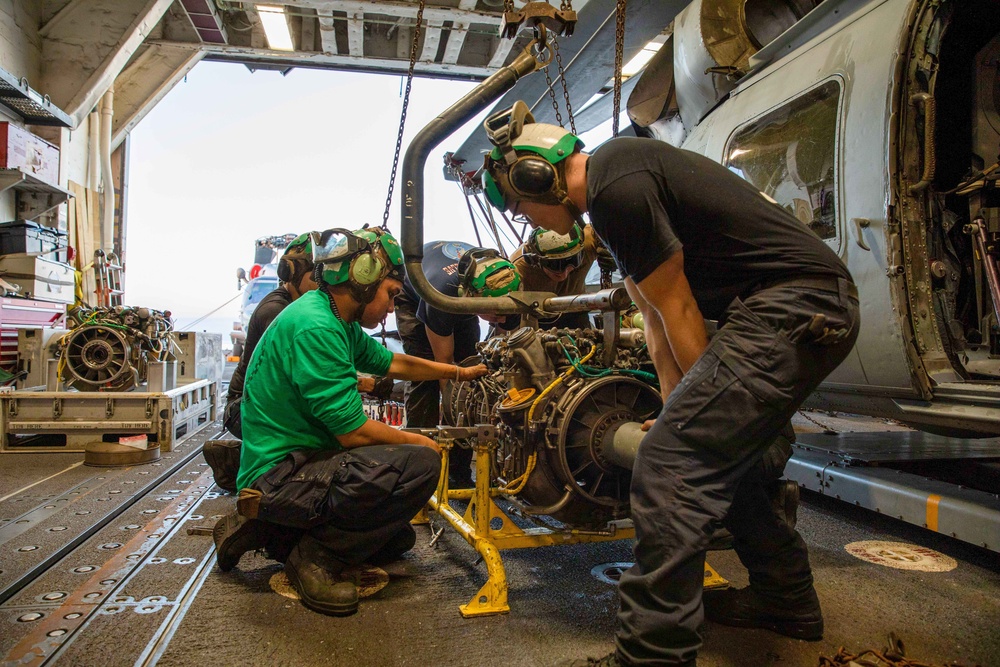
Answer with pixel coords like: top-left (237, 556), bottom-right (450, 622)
top-left (926, 493), bottom-right (942, 532)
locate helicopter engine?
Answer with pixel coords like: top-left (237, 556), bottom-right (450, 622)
top-left (61, 306), bottom-right (174, 392)
top-left (444, 325), bottom-right (661, 527)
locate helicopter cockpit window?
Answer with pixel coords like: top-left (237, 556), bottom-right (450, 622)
top-left (725, 80), bottom-right (841, 241)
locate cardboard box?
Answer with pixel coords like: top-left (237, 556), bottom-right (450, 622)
top-left (0, 122), bottom-right (60, 185)
top-left (0, 254), bottom-right (74, 304)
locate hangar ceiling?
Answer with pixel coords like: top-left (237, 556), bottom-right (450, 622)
top-left (34, 0), bottom-right (608, 147)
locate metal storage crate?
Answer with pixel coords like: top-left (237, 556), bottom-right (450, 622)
top-left (0, 379), bottom-right (217, 453)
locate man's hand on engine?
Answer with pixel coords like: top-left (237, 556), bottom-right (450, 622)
top-left (456, 364), bottom-right (489, 382)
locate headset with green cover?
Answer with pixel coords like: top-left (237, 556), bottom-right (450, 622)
top-left (311, 227), bottom-right (405, 303)
top-left (480, 101), bottom-right (584, 217)
top-left (277, 232), bottom-right (315, 283)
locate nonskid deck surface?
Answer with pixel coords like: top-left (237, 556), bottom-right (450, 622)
top-left (0, 414), bottom-right (997, 667)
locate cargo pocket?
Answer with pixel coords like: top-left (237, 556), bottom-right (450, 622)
top-left (327, 451), bottom-right (401, 520)
top-left (665, 352), bottom-right (790, 458)
top-left (257, 452), bottom-right (342, 529)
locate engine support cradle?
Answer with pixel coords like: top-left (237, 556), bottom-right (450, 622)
top-left (412, 425), bottom-right (729, 617)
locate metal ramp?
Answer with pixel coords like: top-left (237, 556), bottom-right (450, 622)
top-left (786, 431), bottom-right (1000, 553)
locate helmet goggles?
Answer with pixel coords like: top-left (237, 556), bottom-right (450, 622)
top-left (524, 251), bottom-right (583, 273)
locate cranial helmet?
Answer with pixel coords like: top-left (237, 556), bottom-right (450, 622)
top-left (277, 232), bottom-right (316, 283)
top-left (523, 223), bottom-right (585, 272)
top-left (480, 101), bottom-right (584, 215)
top-left (457, 248), bottom-right (521, 298)
top-left (312, 227), bottom-right (405, 303)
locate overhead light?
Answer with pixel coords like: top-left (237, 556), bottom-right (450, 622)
top-left (622, 40), bottom-right (665, 78)
top-left (257, 5), bottom-right (294, 51)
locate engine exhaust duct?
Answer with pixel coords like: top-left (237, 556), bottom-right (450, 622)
top-left (400, 39), bottom-right (631, 318)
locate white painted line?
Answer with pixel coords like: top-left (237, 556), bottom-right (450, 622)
top-left (0, 460), bottom-right (84, 503)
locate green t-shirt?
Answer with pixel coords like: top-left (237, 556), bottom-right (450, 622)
top-left (236, 289), bottom-right (394, 490)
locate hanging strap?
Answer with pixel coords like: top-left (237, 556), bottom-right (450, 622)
top-left (381, 0), bottom-right (427, 230)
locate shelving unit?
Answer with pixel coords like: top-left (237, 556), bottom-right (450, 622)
top-left (0, 169), bottom-right (73, 221)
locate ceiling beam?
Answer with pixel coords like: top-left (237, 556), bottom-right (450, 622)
top-left (420, 20), bottom-right (444, 62)
top-left (177, 41), bottom-right (491, 79)
top-left (111, 43), bottom-right (205, 149)
top-left (317, 12), bottom-right (339, 54)
top-left (39, 0), bottom-right (176, 128)
top-left (440, 0), bottom-right (477, 65)
top-left (487, 38), bottom-right (516, 69)
top-left (243, 1), bottom-right (503, 27)
top-left (347, 10), bottom-right (364, 56)
top-left (442, 22), bottom-right (468, 65)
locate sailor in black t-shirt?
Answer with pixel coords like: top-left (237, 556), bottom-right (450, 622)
top-left (205, 235), bottom-right (320, 494)
top-left (482, 102), bottom-right (859, 667)
top-left (396, 241), bottom-right (520, 436)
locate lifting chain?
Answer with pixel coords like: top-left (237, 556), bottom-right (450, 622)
top-left (542, 36), bottom-right (576, 134)
top-left (381, 0), bottom-right (427, 230)
top-left (612, 0), bottom-right (628, 137)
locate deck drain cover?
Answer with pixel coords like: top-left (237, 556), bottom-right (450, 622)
top-left (591, 562), bottom-right (633, 585)
top-left (845, 541), bottom-right (957, 572)
top-left (269, 567), bottom-right (388, 600)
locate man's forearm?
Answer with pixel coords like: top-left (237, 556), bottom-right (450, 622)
top-left (386, 353), bottom-right (459, 382)
top-left (338, 416), bottom-right (426, 449)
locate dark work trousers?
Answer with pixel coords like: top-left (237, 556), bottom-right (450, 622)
top-left (250, 444), bottom-right (440, 567)
top-left (616, 279), bottom-right (860, 666)
top-left (223, 396), bottom-right (242, 439)
top-left (394, 295), bottom-right (480, 428)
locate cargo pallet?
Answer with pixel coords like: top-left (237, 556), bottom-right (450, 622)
top-left (0, 379), bottom-right (217, 453)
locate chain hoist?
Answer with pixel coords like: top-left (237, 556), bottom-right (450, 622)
top-left (541, 36), bottom-right (576, 134)
top-left (381, 0), bottom-right (427, 230)
top-left (612, 0), bottom-right (627, 137)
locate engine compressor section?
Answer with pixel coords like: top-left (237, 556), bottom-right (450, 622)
top-left (443, 324), bottom-right (661, 527)
top-left (60, 306), bottom-right (174, 392)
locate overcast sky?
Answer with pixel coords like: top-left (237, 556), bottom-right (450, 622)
top-left (125, 60), bottom-right (613, 340)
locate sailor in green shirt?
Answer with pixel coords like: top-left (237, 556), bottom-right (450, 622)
top-left (212, 227), bottom-right (491, 618)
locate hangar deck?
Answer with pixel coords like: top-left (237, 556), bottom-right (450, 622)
top-left (1, 378), bottom-right (999, 667)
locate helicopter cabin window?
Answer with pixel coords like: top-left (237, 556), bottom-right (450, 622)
top-left (725, 80), bottom-right (842, 241)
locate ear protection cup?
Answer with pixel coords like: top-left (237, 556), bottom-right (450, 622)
top-left (508, 156), bottom-right (557, 197)
top-left (349, 250), bottom-right (385, 286)
top-left (277, 256), bottom-right (292, 282)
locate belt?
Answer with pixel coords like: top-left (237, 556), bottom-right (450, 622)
top-left (756, 275), bottom-right (858, 300)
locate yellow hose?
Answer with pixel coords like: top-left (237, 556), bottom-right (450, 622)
top-left (499, 344), bottom-right (597, 495)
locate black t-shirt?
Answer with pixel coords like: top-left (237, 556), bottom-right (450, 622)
top-left (586, 138), bottom-right (852, 320)
top-left (227, 286), bottom-right (292, 402)
top-left (401, 241), bottom-right (479, 337)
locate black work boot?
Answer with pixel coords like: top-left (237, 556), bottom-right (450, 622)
top-left (284, 535), bottom-right (359, 617)
top-left (368, 524), bottom-right (417, 566)
top-left (703, 586), bottom-right (823, 640)
top-left (203, 440), bottom-right (242, 493)
top-left (213, 511), bottom-right (280, 572)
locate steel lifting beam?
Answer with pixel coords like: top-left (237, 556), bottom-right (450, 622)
top-left (412, 425), bottom-right (729, 617)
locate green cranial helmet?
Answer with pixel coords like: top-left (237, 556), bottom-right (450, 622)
top-left (283, 232), bottom-right (313, 257)
top-left (480, 101), bottom-right (584, 213)
top-left (458, 248), bottom-right (521, 298)
top-left (313, 227), bottom-right (405, 289)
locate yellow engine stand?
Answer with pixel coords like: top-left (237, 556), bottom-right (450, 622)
top-left (421, 427), bottom-right (729, 618)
